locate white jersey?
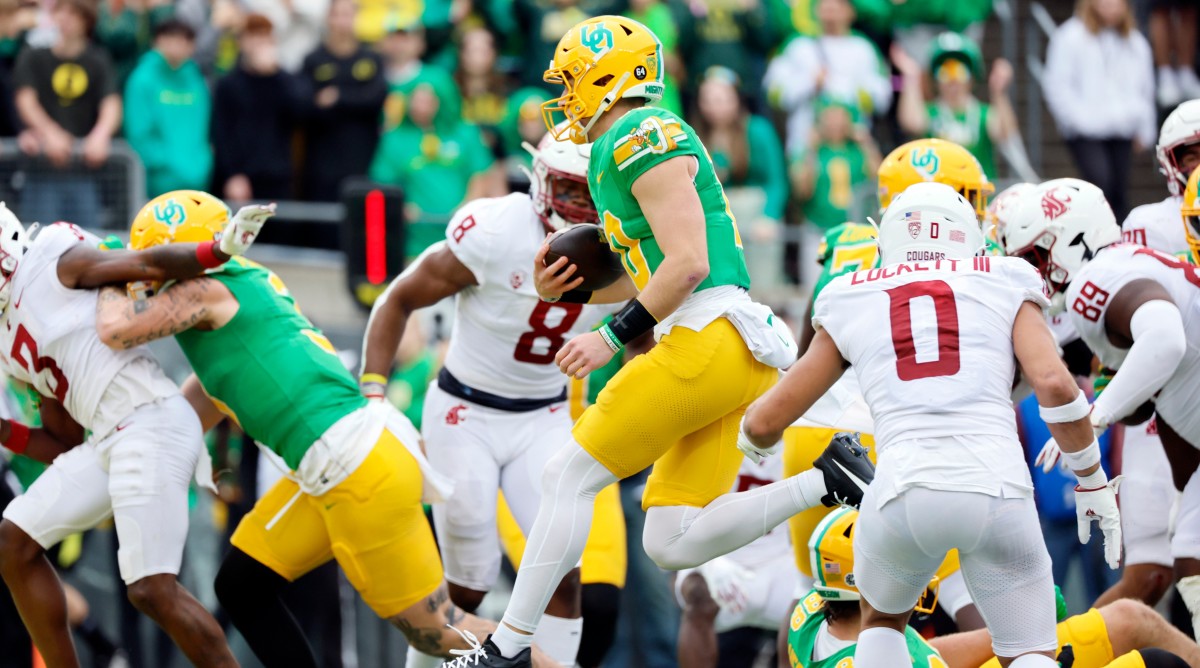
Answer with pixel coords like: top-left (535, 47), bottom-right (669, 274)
top-left (814, 256), bottom-right (1048, 497)
top-left (1066, 244), bottom-right (1200, 442)
top-left (441, 194), bottom-right (612, 400)
top-left (0, 224), bottom-right (177, 440)
top-left (1121, 195), bottom-right (1188, 257)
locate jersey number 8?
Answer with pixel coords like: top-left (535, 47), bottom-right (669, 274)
top-left (514, 302), bottom-right (584, 364)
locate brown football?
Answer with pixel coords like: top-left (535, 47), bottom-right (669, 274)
top-left (543, 224), bottom-right (626, 291)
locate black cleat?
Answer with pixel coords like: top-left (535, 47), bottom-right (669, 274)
top-left (442, 634), bottom-right (532, 667)
top-left (812, 432), bottom-right (875, 508)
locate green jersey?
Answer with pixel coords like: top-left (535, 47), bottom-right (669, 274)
top-left (811, 223), bottom-right (879, 315)
top-left (786, 590), bottom-right (947, 668)
top-left (590, 107), bottom-right (750, 292)
top-left (926, 100), bottom-right (996, 180)
top-left (174, 258), bottom-right (367, 470)
top-left (799, 142), bottom-right (872, 231)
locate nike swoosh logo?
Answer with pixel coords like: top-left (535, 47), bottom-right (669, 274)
top-left (115, 424), bottom-right (128, 432)
top-left (13, 289), bottom-right (24, 309)
top-left (832, 459), bottom-right (870, 490)
top-left (549, 405), bottom-right (564, 413)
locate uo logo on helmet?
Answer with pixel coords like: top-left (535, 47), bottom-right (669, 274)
top-left (153, 199), bottom-right (188, 228)
top-left (580, 24), bottom-right (614, 55)
top-left (910, 148), bottom-right (940, 178)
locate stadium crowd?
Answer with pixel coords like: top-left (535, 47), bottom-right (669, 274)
top-left (0, 0), bottom-right (1198, 668)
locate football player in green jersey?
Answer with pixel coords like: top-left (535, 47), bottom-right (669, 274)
top-left (788, 508), bottom-right (1199, 668)
top-left (92, 191), bottom-right (559, 668)
top-left (452, 14), bottom-right (875, 668)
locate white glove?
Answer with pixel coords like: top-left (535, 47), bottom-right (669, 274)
top-left (1075, 475), bottom-right (1123, 570)
top-left (697, 557), bottom-right (755, 615)
top-left (219, 203), bottom-right (276, 257)
top-left (736, 416), bottom-right (779, 464)
top-left (1035, 438), bottom-right (1068, 474)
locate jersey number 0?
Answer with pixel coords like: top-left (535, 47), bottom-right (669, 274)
top-left (886, 280), bottom-right (961, 381)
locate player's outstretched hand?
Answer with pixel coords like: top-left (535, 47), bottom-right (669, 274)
top-left (220, 202), bottom-right (276, 257)
top-left (1075, 475), bottom-right (1123, 569)
top-left (555, 331), bottom-right (615, 379)
top-left (534, 238), bottom-right (584, 302)
top-left (1035, 437), bottom-right (1069, 474)
top-left (736, 416), bottom-right (779, 464)
top-left (697, 557), bottom-right (755, 615)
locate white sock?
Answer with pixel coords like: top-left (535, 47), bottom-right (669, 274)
top-left (854, 627), bottom-right (910, 668)
top-left (641, 469), bottom-right (826, 570)
top-left (404, 647), bottom-right (443, 668)
top-left (1008, 654), bottom-right (1059, 667)
top-left (1176, 574), bottom-right (1200, 643)
top-left (498, 443), bottom-right (618, 641)
top-left (1159, 65), bottom-right (1177, 83)
top-left (532, 614), bottom-right (582, 666)
top-left (491, 623), bottom-right (535, 658)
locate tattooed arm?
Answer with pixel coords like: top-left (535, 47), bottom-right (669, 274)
top-left (58, 242), bottom-right (235, 290)
top-left (95, 278), bottom-right (239, 350)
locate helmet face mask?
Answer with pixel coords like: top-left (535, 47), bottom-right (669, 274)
top-left (525, 128), bottom-right (596, 230)
top-left (1156, 100), bottom-right (1200, 196)
top-left (1184, 167), bottom-right (1200, 263)
top-left (542, 169), bottom-right (597, 228)
top-left (0, 203), bottom-right (28, 312)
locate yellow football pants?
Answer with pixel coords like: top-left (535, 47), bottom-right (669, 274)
top-left (231, 430), bottom-right (443, 618)
top-left (981, 608), bottom-right (1114, 667)
top-left (573, 318), bottom-right (777, 510)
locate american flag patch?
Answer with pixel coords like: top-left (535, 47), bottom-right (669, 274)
top-left (950, 230), bottom-right (966, 243)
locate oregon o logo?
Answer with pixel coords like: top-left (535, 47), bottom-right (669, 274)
top-left (580, 24), bottom-right (614, 54)
top-left (153, 199), bottom-right (187, 227)
top-left (51, 63), bottom-right (89, 101)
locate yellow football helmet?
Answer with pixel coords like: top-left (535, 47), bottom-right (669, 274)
top-left (809, 507), bottom-right (942, 615)
top-left (130, 190), bottom-right (231, 251)
top-left (1184, 167), bottom-right (1200, 264)
top-left (542, 15), bottom-right (664, 145)
top-left (878, 138), bottom-right (995, 219)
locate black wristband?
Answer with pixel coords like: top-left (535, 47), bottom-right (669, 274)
top-left (556, 289), bottom-right (593, 304)
top-left (605, 298), bottom-right (658, 346)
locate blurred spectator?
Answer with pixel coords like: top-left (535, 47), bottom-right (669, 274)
top-left (355, 0), bottom-right (467, 56)
top-left (455, 26), bottom-right (507, 156)
top-left (500, 86), bottom-right (550, 173)
top-left (763, 0), bottom-right (891, 154)
top-left (1043, 0), bottom-right (1154, 220)
top-left (241, 0), bottom-right (328, 72)
top-left (693, 67), bottom-right (788, 291)
top-left (627, 0), bottom-right (683, 115)
top-left (369, 83), bottom-right (498, 248)
top-left (894, 33), bottom-right (1017, 180)
top-left (299, 0), bottom-right (387, 201)
top-left (379, 17), bottom-right (459, 131)
top-left (96, 0), bottom-right (175, 86)
top-left (677, 0), bottom-right (776, 105)
top-left (14, 0), bottom-right (120, 228)
top-left (791, 99), bottom-right (880, 284)
top-left (0, 0), bottom-right (27, 137)
top-left (506, 0), bottom-right (617, 90)
top-left (211, 14), bottom-right (304, 201)
top-left (124, 20), bottom-right (210, 197)
top-left (890, 0), bottom-right (993, 69)
top-left (1147, 1), bottom-right (1199, 107)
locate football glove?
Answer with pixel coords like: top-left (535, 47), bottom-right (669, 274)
top-left (697, 557), bottom-right (755, 615)
top-left (219, 203), bottom-right (275, 257)
top-left (1035, 437), bottom-right (1067, 474)
top-left (1075, 475), bottom-right (1123, 570)
top-left (736, 416), bottom-right (779, 464)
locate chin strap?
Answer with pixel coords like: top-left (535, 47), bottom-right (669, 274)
top-left (580, 72), bottom-right (633, 141)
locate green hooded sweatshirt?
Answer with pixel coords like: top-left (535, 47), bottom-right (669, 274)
top-left (124, 49), bottom-right (212, 197)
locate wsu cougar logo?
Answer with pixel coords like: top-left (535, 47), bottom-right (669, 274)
top-left (1041, 189), bottom-right (1071, 220)
top-left (445, 404), bottom-right (468, 425)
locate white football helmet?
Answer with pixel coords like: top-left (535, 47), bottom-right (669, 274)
top-left (1156, 99), bottom-right (1200, 196)
top-left (1005, 178), bottom-right (1120, 311)
top-left (876, 182), bottom-right (982, 266)
top-left (523, 127), bottom-right (597, 231)
top-left (986, 182), bottom-right (1036, 251)
top-left (0, 202), bottom-right (28, 312)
